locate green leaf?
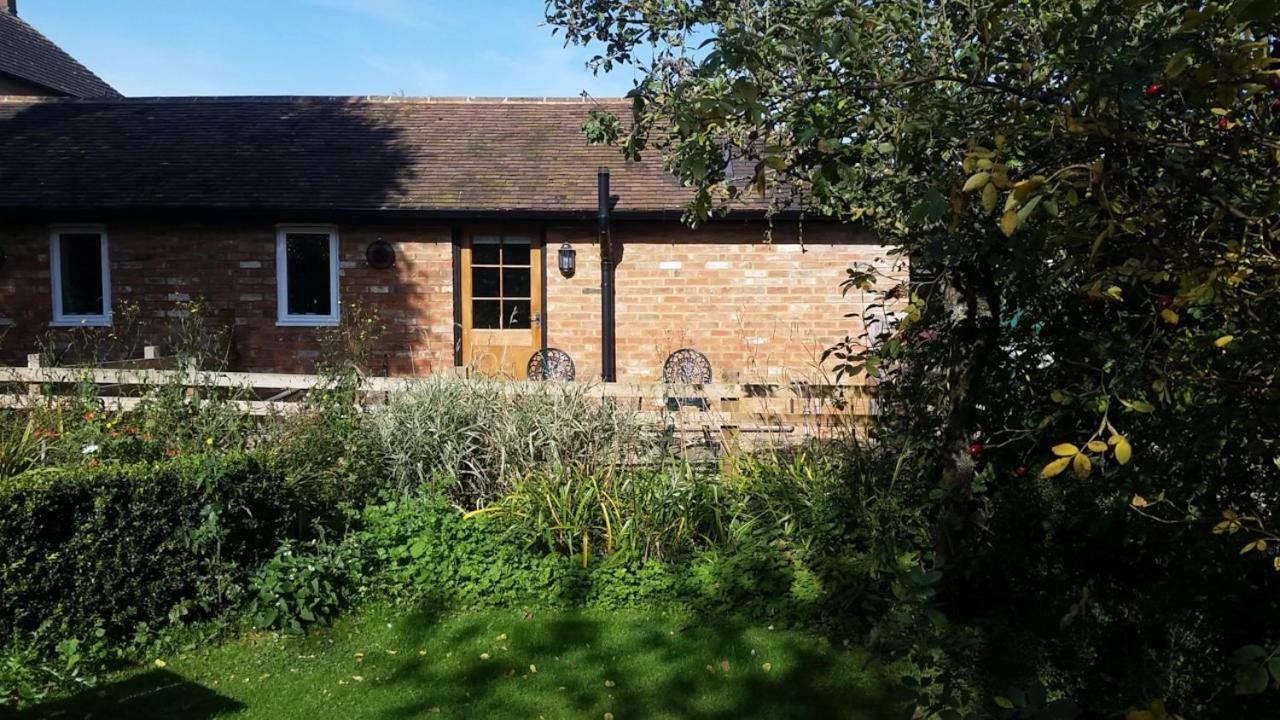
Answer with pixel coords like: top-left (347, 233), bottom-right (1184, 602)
top-left (1235, 645), bottom-right (1268, 661)
top-left (1165, 49), bottom-right (1194, 78)
top-left (1236, 663), bottom-right (1270, 694)
top-left (1121, 399), bottom-right (1155, 413)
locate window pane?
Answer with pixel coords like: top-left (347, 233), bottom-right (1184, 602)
top-left (472, 236), bottom-right (500, 265)
top-left (472, 300), bottom-right (501, 329)
top-left (471, 267), bottom-right (500, 297)
top-left (286, 233), bottom-right (332, 316)
top-left (502, 267), bottom-right (530, 298)
top-left (504, 300), bottom-right (531, 329)
top-left (59, 233), bottom-right (104, 316)
top-left (502, 237), bottom-right (531, 266)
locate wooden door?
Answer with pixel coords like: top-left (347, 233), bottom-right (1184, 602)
top-left (460, 232), bottom-right (542, 379)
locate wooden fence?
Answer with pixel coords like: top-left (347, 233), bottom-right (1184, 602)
top-left (0, 362), bottom-right (868, 446)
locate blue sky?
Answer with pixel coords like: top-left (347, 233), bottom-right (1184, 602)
top-left (23, 0), bottom-right (638, 97)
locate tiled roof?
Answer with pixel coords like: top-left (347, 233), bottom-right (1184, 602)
top-left (0, 11), bottom-right (118, 98)
top-left (0, 96), bottom-right (742, 216)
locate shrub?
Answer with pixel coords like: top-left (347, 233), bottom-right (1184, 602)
top-left (247, 537), bottom-right (365, 634)
top-left (0, 452), bottom-right (339, 646)
top-left (474, 462), bottom-right (738, 562)
top-left (371, 378), bottom-right (657, 505)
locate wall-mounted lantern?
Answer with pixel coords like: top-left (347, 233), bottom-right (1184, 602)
top-left (558, 243), bottom-right (576, 277)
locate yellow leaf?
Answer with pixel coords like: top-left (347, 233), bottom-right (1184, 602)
top-left (1160, 308), bottom-right (1179, 325)
top-left (1242, 540), bottom-right (1260, 554)
top-left (1011, 175), bottom-right (1047, 201)
top-left (1000, 210), bottom-right (1020, 236)
top-left (1041, 456), bottom-right (1072, 478)
top-left (1273, 556), bottom-right (1280, 571)
top-left (1215, 335), bottom-right (1234, 347)
top-left (982, 182), bottom-right (998, 214)
top-left (995, 696), bottom-right (1015, 709)
top-left (1131, 494), bottom-right (1149, 508)
top-left (1052, 443), bottom-right (1080, 457)
top-left (154, 659), bottom-right (167, 669)
top-left (963, 172), bottom-right (991, 192)
top-left (977, 158), bottom-right (994, 170)
top-left (1072, 452), bottom-right (1092, 478)
top-left (1127, 712), bottom-right (1157, 720)
top-left (1210, 107), bottom-right (1229, 116)
top-left (1087, 440), bottom-right (1108, 453)
top-left (1114, 437), bottom-right (1132, 465)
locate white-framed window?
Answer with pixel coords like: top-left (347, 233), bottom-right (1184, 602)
top-left (276, 225), bottom-right (340, 326)
top-left (50, 225), bottom-right (111, 326)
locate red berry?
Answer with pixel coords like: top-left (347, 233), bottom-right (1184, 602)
top-left (967, 442), bottom-right (984, 457)
top-left (1218, 116), bottom-right (1230, 129)
top-left (1014, 466), bottom-right (1028, 478)
top-left (1156, 295), bottom-right (1173, 310)
top-left (1272, 99), bottom-right (1280, 111)
top-left (1144, 84), bottom-right (1161, 97)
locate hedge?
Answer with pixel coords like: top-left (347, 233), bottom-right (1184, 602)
top-left (0, 452), bottom-right (326, 644)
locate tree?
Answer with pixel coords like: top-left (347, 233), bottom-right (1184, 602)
top-left (547, 0), bottom-right (1279, 715)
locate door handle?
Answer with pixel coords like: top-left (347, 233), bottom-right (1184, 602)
top-left (533, 312), bottom-right (542, 328)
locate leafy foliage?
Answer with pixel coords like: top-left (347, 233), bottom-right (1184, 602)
top-left (371, 378), bottom-right (656, 506)
top-left (248, 538), bottom-right (364, 635)
top-left (547, 0), bottom-right (1279, 716)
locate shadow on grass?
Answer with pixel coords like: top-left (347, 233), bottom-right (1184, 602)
top-left (374, 610), bottom-right (903, 720)
top-left (6, 609), bottom-right (905, 720)
top-left (5, 669), bottom-right (244, 720)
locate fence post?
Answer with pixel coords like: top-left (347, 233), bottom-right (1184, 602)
top-left (26, 353), bottom-right (41, 399)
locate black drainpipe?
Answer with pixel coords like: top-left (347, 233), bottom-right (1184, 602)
top-left (598, 167), bottom-right (617, 382)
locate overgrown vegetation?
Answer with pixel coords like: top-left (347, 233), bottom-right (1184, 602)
top-left (546, 0), bottom-right (1280, 716)
top-left (1, 363), bottom-right (913, 710)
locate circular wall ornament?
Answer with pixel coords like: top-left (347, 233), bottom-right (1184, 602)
top-left (365, 240), bottom-right (395, 269)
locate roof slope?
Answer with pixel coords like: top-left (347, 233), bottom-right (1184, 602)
top-left (0, 12), bottom-right (118, 98)
top-left (0, 96), bottom-right (726, 216)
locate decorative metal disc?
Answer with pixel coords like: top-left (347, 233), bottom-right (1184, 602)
top-left (662, 348), bottom-right (712, 384)
top-left (365, 240), bottom-right (396, 269)
top-left (527, 347), bottom-right (576, 381)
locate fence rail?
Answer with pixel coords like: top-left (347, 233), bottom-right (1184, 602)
top-left (0, 364), bottom-right (868, 444)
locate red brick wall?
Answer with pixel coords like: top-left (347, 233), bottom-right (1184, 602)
top-left (0, 222), bottom-right (455, 374)
top-left (546, 220), bottom-right (896, 383)
top-left (0, 219), bottom-right (897, 379)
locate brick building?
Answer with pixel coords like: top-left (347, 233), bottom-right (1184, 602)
top-left (0, 9), bottom-right (895, 382)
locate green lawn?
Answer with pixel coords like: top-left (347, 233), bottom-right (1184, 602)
top-left (14, 607), bottom-right (904, 719)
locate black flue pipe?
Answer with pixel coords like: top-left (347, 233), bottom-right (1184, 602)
top-left (598, 167), bottom-right (616, 382)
